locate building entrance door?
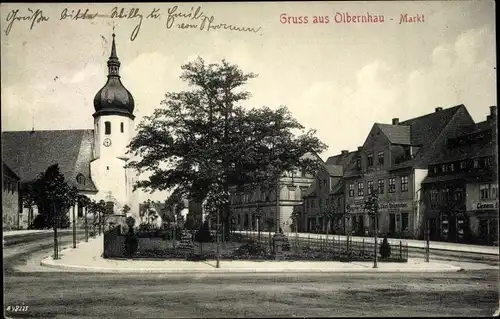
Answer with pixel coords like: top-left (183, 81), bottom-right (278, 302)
top-left (389, 214), bottom-right (396, 234)
top-left (448, 216), bottom-right (457, 242)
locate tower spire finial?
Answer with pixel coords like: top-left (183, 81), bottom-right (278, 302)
top-left (107, 27), bottom-right (120, 76)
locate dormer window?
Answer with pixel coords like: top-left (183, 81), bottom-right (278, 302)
top-left (356, 158), bottom-right (361, 170)
top-left (105, 121), bottom-right (111, 135)
top-left (76, 174), bottom-right (86, 185)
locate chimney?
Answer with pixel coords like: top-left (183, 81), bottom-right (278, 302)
top-left (490, 106), bottom-right (497, 117)
top-left (435, 107), bottom-right (443, 112)
top-left (357, 146), bottom-right (363, 151)
top-left (392, 118), bottom-right (399, 125)
top-left (341, 150), bottom-right (348, 155)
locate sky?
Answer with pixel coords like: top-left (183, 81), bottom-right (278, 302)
top-left (1, 1), bottom-right (497, 201)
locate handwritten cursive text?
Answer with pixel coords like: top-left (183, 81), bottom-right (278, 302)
top-left (4, 8), bottom-right (49, 36)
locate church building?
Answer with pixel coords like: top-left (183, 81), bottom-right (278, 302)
top-left (2, 33), bottom-right (140, 229)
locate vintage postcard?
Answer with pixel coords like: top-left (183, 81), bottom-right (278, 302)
top-left (2, 1), bottom-right (498, 318)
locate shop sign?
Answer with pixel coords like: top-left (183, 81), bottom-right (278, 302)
top-left (475, 201), bottom-right (499, 210)
top-left (346, 201), bottom-right (413, 213)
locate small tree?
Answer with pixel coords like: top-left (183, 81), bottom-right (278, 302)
top-left (29, 164), bottom-right (78, 259)
top-left (194, 220), bottom-right (212, 255)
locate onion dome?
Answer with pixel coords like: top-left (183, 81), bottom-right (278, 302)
top-left (93, 33), bottom-right (135, 119)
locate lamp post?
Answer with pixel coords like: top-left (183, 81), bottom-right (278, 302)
top-left (72, 205), bottom-right (77, 248)
top-left (273, 174), bottom-right (283, 260)
top-left (255, 204), bottom-right (262, 241)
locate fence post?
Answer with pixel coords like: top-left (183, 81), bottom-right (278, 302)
top-left (400, 241), bottom-right (402, 260)
top-left (406, 243), bottom-right (408, 260)
top-left (308, 235), bottom-right (311, 248)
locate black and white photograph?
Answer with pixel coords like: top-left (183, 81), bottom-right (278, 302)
top-left (1, 1), bottom-right (498, 317)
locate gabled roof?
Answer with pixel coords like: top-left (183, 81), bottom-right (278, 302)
top-left (399, 105), bottom-right (463, 146)
top-left (389, 105), bottom-right (472, 169)
top-left (2, 129), bottom-right (98, 192)
top-left (302, 182), bottom-right (317, 198)
top-left (429, 125), bottom-right (496, 165)
top-left (2, 161), bottom-right (20, 180)
top-left (376, 124), bottom-right (411, 145)
top-left (324, 164), bottom-right (343, 177)
top-left (330, 179), bottom-right (344, 195)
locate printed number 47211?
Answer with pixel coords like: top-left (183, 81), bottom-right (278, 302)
top-left (6, 305), bottom-right (29, 312)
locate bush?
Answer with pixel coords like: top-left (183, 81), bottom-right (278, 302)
top-left (379, 236), bottom-right (391, 259)
top-left (233, 239), bottom-right (268, 257)
top-left (125, 216), bottom-right (136, 229)
top-left (29, 214), bottom-right (70, 229)
top-left (31, 214), bottom-right (49, 229)
top-left (195, 221), bottom-right (212, 242)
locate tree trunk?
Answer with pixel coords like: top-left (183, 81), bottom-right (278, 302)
top-left (53, 226), bottom-right (58, 260)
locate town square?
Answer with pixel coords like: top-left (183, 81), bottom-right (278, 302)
top-left (2, 1), bottom-right (498, 318)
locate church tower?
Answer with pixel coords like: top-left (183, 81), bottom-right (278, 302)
top-left (90, 33), bottom-right (137, 214)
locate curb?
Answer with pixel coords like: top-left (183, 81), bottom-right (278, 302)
top-left (39, 258), bottom-right (463, 274)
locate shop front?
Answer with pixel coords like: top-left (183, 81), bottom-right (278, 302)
top-left (468, 200), bottom-right (499, 244)
top-left (346, 200), bottom-right (414, 237)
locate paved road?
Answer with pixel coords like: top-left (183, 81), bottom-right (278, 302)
top-left (3, 233), bottom-right (499, 318)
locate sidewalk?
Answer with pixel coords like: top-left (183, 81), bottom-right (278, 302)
top-left (40, 236), bottom-right (465, 274)
top-left (238, 231), bottom-right (500, 255)
top-left (2, 229), bottom-right (85, 238)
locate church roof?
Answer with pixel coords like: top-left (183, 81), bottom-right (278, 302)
top-left (1, 129), bottom-right (98, 192)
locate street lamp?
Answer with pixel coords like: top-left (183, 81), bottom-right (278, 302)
top-left (255, 204), bottom-right (263, 241)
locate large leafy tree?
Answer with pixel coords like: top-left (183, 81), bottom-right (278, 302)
top-left (127, 58), bottom-right (326, 236)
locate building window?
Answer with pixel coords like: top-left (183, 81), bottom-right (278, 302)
top-left (367, 180), bottom-right (374, 195)
top-left (450, 163), bottom-right (455, 172)
top-left (378, 179), bottom-right (384, 194)
top-left (356, 158), bottom-right (361, 170)
top-left (401, 176), bottom-right (409, 192)
top-left (377, 151), bottom-right (384, 165)
top-left (480, 184), bottom-right (490, 199)
top-left (121, 122), bottom-right (124, 133)
top-left (77, 205), bottom-right (83, 217)
top-left (389, 178), bottom-right (396, 193)
top-left (460, 161), bottom-right (467, 170)
top-left (105, 121), bottom-right (111, 135)
top-left (442, 164), bottom-right (448, 173)
top-left (76, 174), bottom-right (86, 185)
top-left (324, 179), bottom-right (328, 189)
top-left (492, 184), bottom-right (499, 199)
top-left (484, 157), bottom-right (493, 167)
top-left (453, 188), bottom-right (464, 201)
top-left (430, 189), bottom-right (438, 203)
top-left (401, 213), bottom-right (409, 231)
top-left (367, 153), bottom-right (373, 167)
top-left (357, 182), bottom-right (364, 196)
top-left (349, 183), bottom-right (354, 197)
top-left (473, 158), bottom-right (479, 168)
